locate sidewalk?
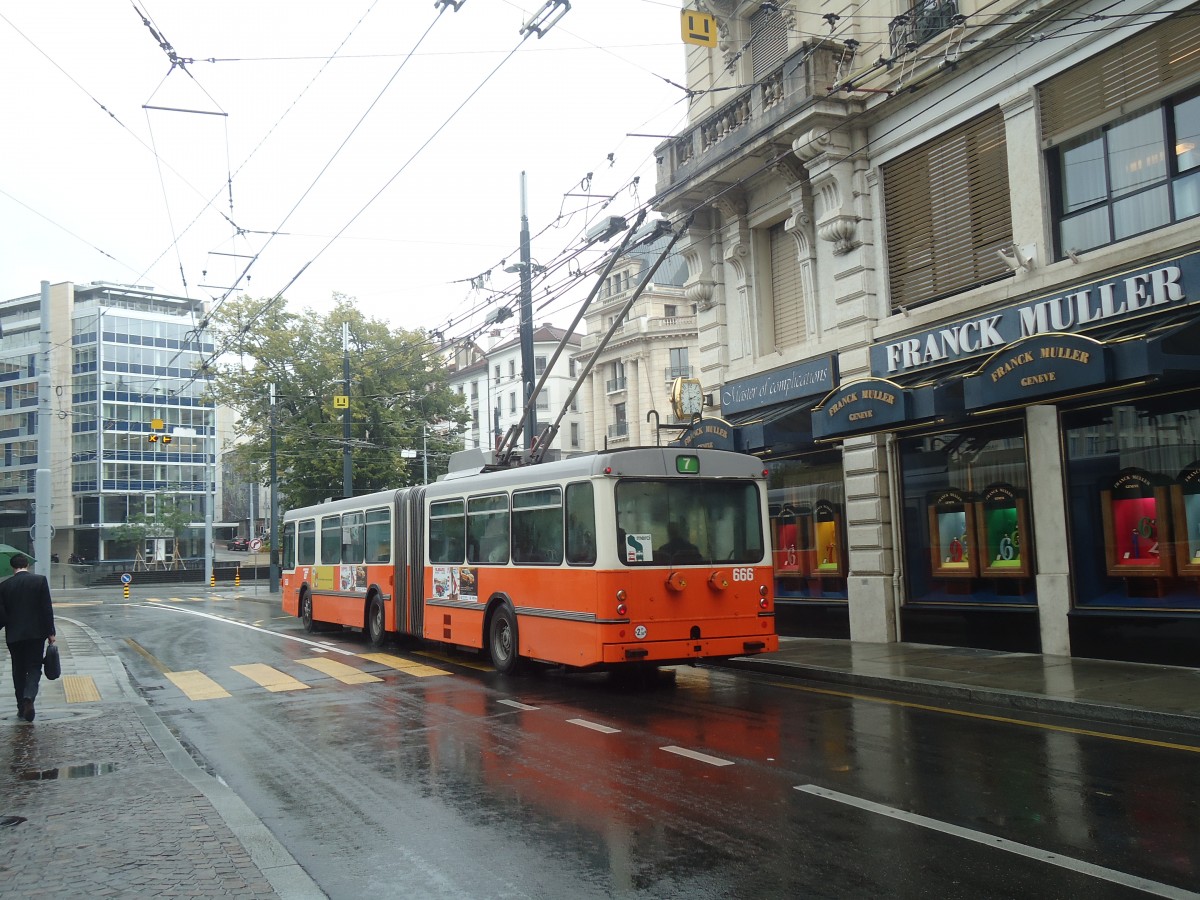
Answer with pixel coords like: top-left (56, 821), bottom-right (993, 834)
top-left (1, 616), bottom-right (324, 899)
top-left (723, 636), bottom-right (1200, 736)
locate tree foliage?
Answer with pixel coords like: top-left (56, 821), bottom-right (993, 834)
top-left (107, 496), bottom-right (195, 557)
top-left (206, 295), bottom-right (466, 513)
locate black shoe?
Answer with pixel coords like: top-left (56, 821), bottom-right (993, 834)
top-left (17, 698), bottom-right (30, 721)
top-left (25, 701), bottom-right (35, 722)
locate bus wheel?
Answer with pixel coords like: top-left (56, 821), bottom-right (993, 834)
top-left (367, 596), bottom-right (385, 647)
top-left (488, 605), bottom-right (521, 675)
top-left (300, 590), bottom-right (317, 633)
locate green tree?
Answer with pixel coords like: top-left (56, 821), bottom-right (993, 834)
top-left (107, 496), bottom-right (195, 562)
top-left (206, 294), bottom-right (467, 511)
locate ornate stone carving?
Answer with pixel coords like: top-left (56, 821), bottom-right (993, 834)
top-left (791, 126), bottom-right (861, 255)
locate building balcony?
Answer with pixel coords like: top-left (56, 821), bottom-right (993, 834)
top-left (890, 0), bottom-right (960, 58)
top-left (606, 377), bottom-right (627, 394)
top-left (664, 365), bottom-right (693, 382)
top-left (607, 422), bottom-right (629, 439)
top-left (654, 40), bottom-right (849, 204)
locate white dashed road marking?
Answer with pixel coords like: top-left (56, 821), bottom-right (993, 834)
top-left (498, 699), bottom-right (539, 710)
top-left (661, 746), bottom-right (734, 767)
top-left (568, 718), bottom-right (620, 734)
top-left (795, 785), bottom-right (1197, 899)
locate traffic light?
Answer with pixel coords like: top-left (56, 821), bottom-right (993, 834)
top-left (162, 435), bottom-right (173, 444)
top-left (147, 434), bottom-right (159, 443)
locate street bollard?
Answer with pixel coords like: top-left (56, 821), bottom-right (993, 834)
top-left (235, 566), bottom-right (241, 588)
top-left (210, 572), bottom-right (215, 587)
top-left (123, 584), bottom-right (129, 600)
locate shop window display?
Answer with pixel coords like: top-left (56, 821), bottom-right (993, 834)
top-left (1064, 395), bottom-right (1200, 608)
top-left (767, 455), bottom-right (847, 601)
top-left (899, 422), bottom-right (1035, 605)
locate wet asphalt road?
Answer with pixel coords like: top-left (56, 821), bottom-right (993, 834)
top-left (75, 593), bottom-right (1200, 899)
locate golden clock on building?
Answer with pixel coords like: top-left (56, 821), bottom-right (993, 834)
top-left (670, 377), bottom-right (704, 419)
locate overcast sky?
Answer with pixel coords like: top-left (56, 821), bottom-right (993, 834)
top-left (1, 1), bottom-right (688, 343)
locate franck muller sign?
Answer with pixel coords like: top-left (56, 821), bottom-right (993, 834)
top-left (871, 254), bottom-right (1200, 377)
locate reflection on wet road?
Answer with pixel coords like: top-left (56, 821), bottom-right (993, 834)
top-left (83, 596), bottom-right (1200, 899)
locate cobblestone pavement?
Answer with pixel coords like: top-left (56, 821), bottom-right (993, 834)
top-left (0, 617), bottom-right (323, 899)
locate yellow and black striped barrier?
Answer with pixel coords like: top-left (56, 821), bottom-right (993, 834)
top-left (123, 584), bottom-right (129, 599)
top-left (235, 566), bottom-right (241, 588)
top-left (210, 572), bottom-right (215, 587)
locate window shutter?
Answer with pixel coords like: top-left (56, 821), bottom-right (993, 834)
top-left (770, 223), bottom-right (806, 349)
top-left (883, 108), bottom-right (1012, 311)
top-left (751, 7), bottom-right (788, 78)
top-left (1040, 10), bottom-right (1200, 146)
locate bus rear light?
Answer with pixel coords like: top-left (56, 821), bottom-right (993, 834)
top-left (616, 602), bottom-right (627, 616)
top-left (759, 597), bottom-right (769, 610)
top-left (759, 584), bottom-right (768, 597)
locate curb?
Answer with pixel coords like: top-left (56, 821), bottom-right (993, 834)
top-left (719, 657), bottom-right (1200, 738)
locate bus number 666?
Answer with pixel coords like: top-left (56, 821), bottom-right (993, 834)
top-left (731, 567), bottom-right (756, 581)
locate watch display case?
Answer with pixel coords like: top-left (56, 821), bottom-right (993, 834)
top-left (1100, 467), bottom-right (1173, 577)
top-left (771, 503), bottom-right (810, 578)
top-left (1171, 462), bottom-right (1200, 575)
top-left (811, 499), bottom-right (845, 577)
top-left (974, 483), bottom-right (1031, 578)
top-left (927, 489), bottom-right (978, 578)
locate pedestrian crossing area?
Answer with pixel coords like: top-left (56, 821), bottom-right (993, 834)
top-left (28, 650), bottom-right (450, 708)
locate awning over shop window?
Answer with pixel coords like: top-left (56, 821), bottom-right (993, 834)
top-left (1112, 316), bottom-right (1200, 381)
top-left (963, 333), bottom-right (1108, 411)
top-left (726, 401), bottom-right (816, 454)
top-left (811, 376), bottom-right (964, 441)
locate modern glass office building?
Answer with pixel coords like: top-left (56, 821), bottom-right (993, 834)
top-left (0, 281), bottom-right (219, 563)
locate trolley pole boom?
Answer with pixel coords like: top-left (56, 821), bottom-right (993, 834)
top-left (528, 215), bottom-right (690, 465)
top-left (495, 208), bottom-right (646, 467)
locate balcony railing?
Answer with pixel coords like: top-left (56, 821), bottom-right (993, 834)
top-left (606, 376), bottom-right (627, 394)
top-left (607, 422), bottom-right (629, 439)
top-left (665, 365), bottom-right (693, 381)
top-left (889, 0), bottom-right (959, 57)
top-left (656, 41), bottom-right (845, 195)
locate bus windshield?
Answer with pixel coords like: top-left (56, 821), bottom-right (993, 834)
top-left (615, 479), bottom-right (764, 566)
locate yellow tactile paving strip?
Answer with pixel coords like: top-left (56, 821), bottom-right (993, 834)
top-left (63, 675), bottom-right (102, 703)
top-left (296, 657), bottom-right (382, 684)
top-left (360, 652), bottom-right (451, 677)
top-left (166, 670), bottom-right (232, 700)
top-left (231, 663), bottom-right (309, 692)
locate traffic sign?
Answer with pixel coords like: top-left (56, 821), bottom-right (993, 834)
top-left (120, 573), bottom-right (132, 585)
top-left (333, 395), bottom-right (349, 409)
top-left (250, 538), bottom-right (263, 551)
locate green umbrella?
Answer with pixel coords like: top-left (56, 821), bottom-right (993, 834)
top-left (0, 544), bottom-right (35, 578)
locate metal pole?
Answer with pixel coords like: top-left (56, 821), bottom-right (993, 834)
top-left (518, 172), bottom-right (537, 450)
top-left (33, 281), bottom-right (52, 573)
top-left (204, 429), bottom-right (214, 589)
top-left (269, 382), bottom-right (280, 593)
top-left (342, 321), bottom-right (352, 498)
top-left (423, 422), bottom-right (429, 485)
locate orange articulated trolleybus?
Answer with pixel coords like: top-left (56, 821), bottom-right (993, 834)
top-left (280, 446), bottom-right (777, 673)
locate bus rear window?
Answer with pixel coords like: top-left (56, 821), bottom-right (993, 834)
top-left (615, 480), bottom-right (763, 567)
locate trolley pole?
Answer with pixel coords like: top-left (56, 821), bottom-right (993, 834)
top-left (269, 382), bottom-right (280, 593)
top-left (342, 321), bottom-right (352, 498)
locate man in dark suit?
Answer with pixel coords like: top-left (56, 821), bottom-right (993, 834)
top-left (0, 554), bottom-right (56, 722)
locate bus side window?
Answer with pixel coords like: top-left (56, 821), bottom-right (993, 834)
top-left (298, 520), bottom-right (316, 566)
top-left (468, 494), bottom-right (509, 565)
top-left (429, 499), bottom-right (465, 564)
top-left (365, 507), bottom-right (390, 563)
top-left (565, 482), bottom-right (596, 565)
top-left (283, 521), bottom-right (297, 570)
top-left (321, 515), bottom-right (342, 565)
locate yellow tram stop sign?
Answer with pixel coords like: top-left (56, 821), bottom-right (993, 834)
top-left (681, 10), bottom-right (718, 48)
top-left (333, 395), bottom-right (349, 409)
